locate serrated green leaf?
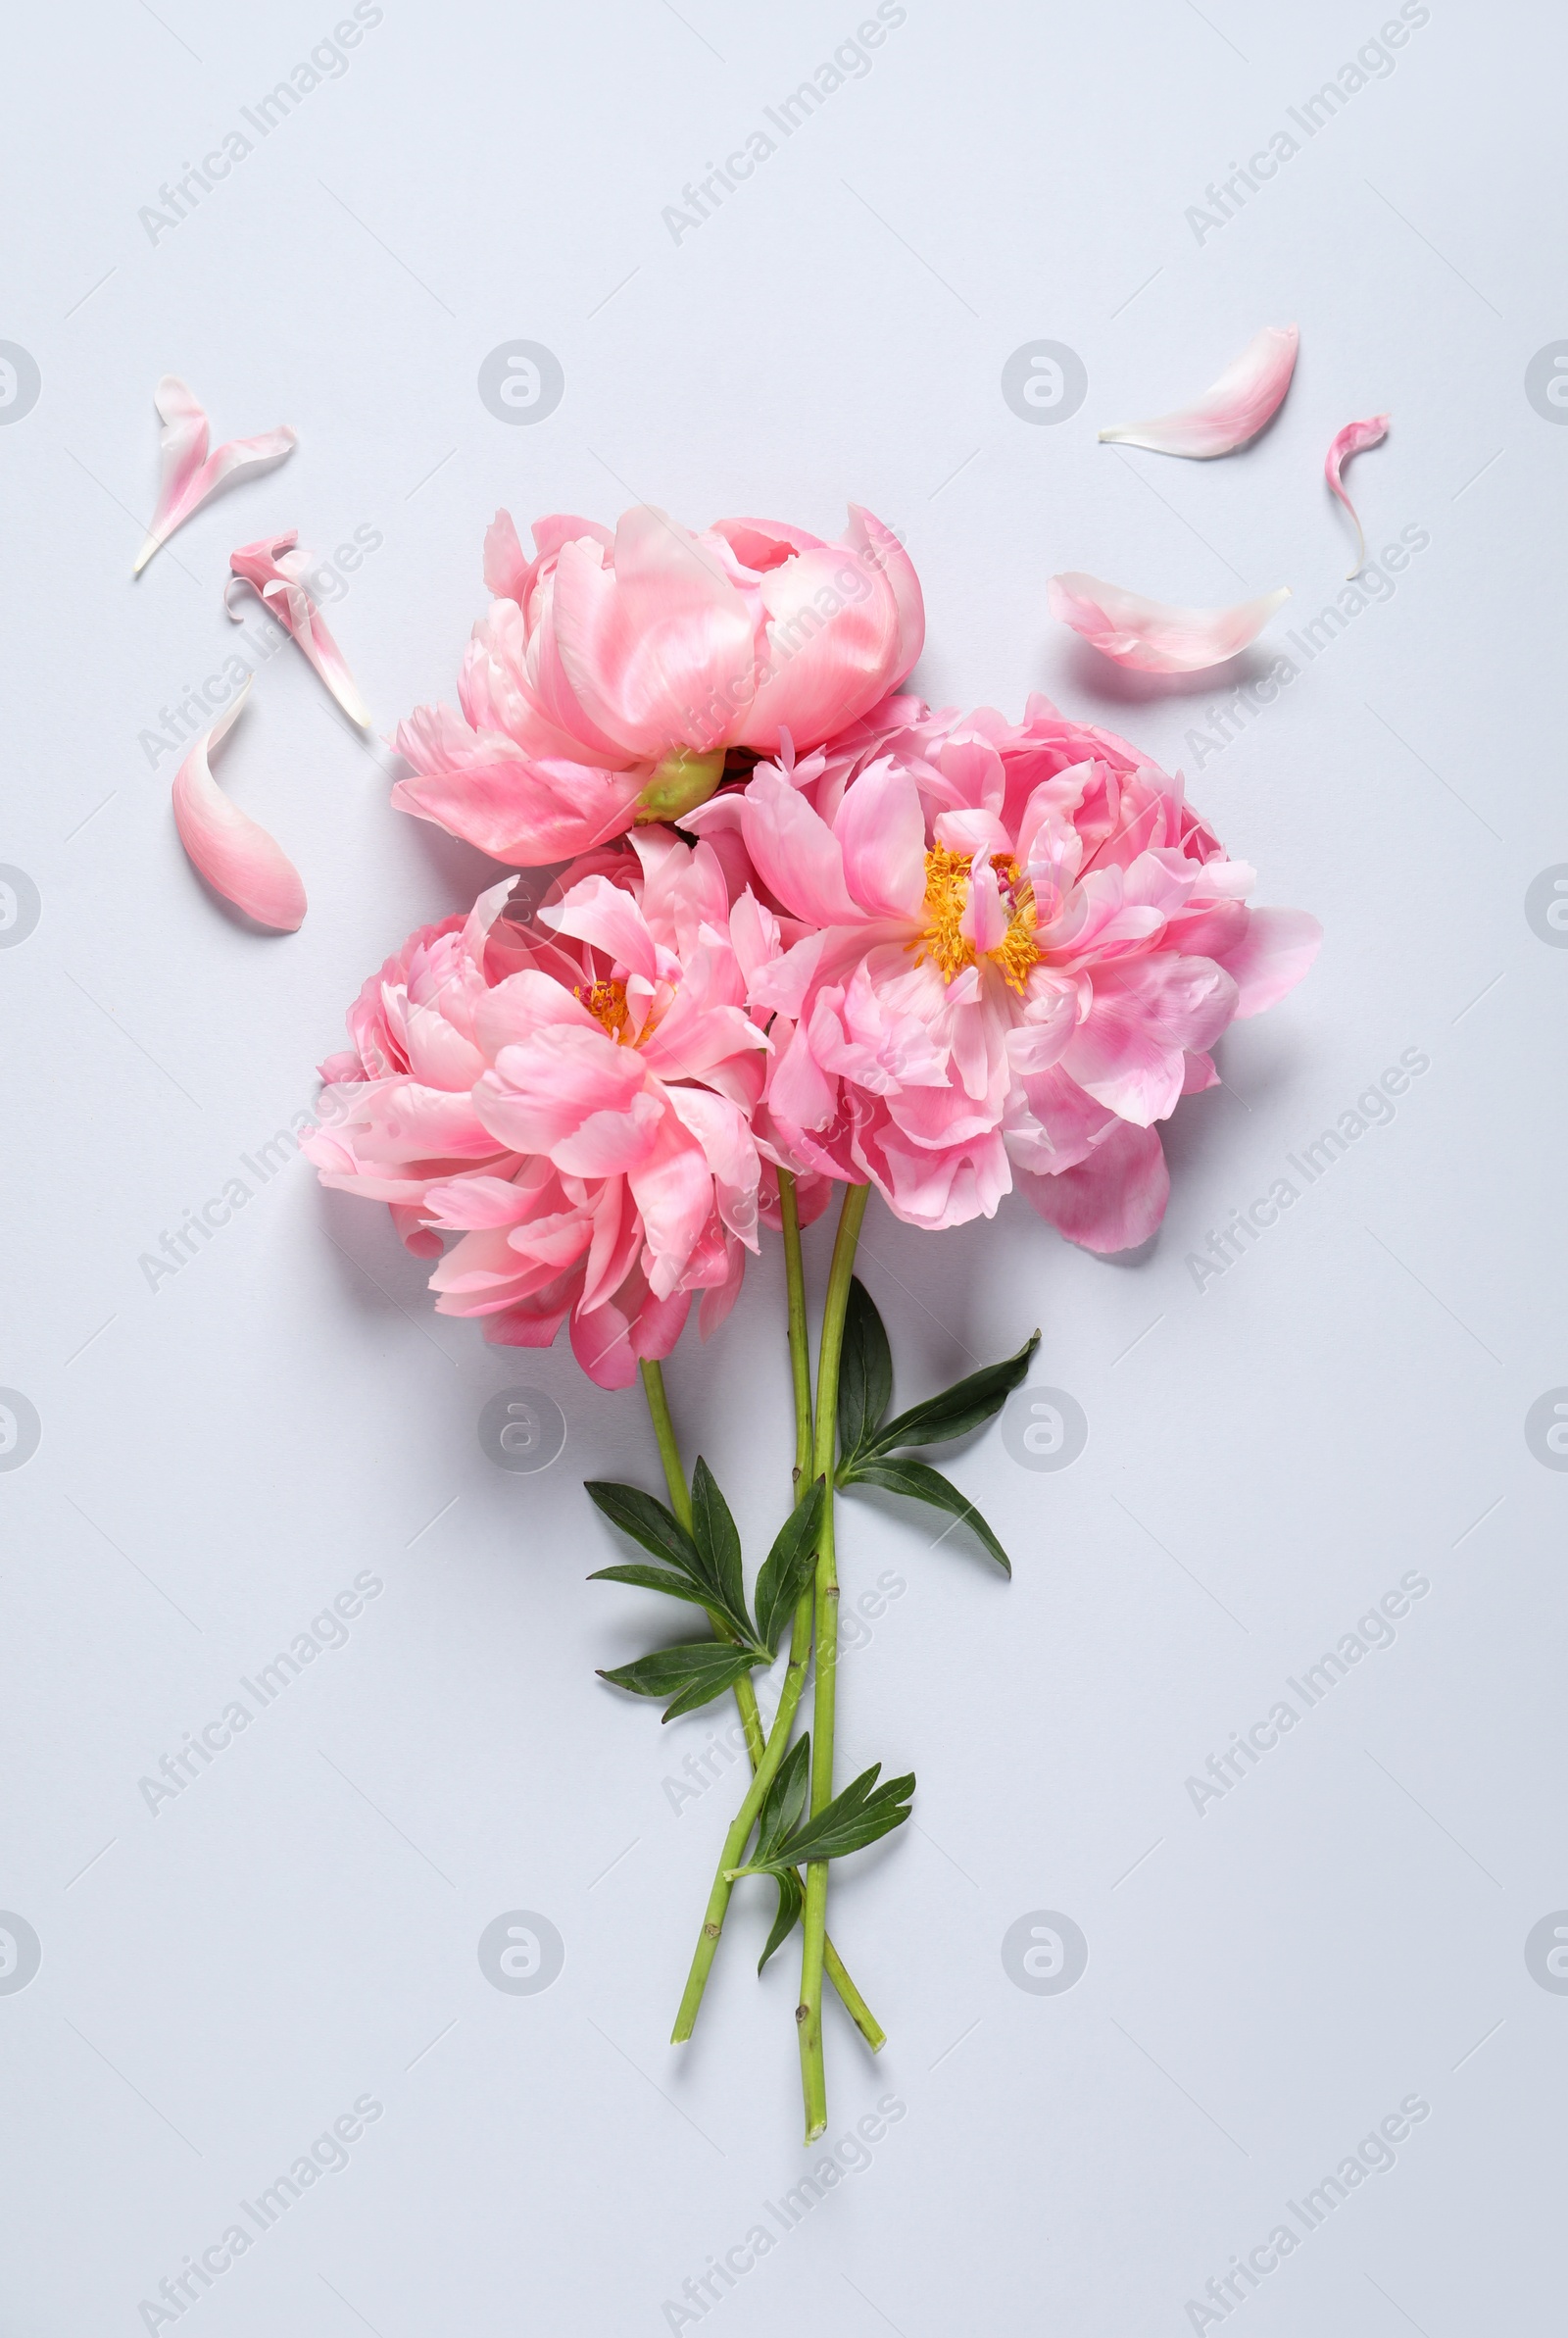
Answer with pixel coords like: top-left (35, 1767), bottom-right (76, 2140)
top-left (862, 1331), bottom-right (1040, 1460)
top-left (840, 1456), bottom-right (1013, 1574)
top-left (836, 1277), bottom-right (893, 1463)
top-left (753, 1478), bottom-right (825, 1654)
top-left (758, 1867), bottom-right (804, 1972)
top-left (690, 1457), bottom-right (748, 1626)
top-left (597, 1640), bottom-right (762, 1722)
top-left (584, 1481), bottom-right (703, 1576)
top-left (586, 1562), bottom-right (711, 1606)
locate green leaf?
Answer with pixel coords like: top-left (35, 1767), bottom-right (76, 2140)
top-left (586, 1562), bottom-right (711, 1607)
top-left (836, 1277), bottom-right (893, 1463)
top-left (586, 1474), bottom-right (758, 1648)
top-left (777, 1762), bottom-right (915, 1867)
top-left (756, 1732), bottom-right (811, 1865)
top-left (752, 1478), bottom-right (825, 1654)
top-left (597, 1641), bottom-right (762, 1722)
top-left (862, 1330), bottom-right (1040, 1459)
top-left (758, 1867), bottom-right (804, 1972)
top-left (689, 1457), bottom-right (748, 1626)
top-left (840, 1455), bottom-right (1014, 1574)
top-left (584, 1481), bottom-right (703, 1576)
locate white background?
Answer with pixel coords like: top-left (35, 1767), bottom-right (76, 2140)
top-left (3, 1), bottom-right (1564, 2331)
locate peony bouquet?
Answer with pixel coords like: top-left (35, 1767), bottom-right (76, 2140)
top-left (289, 497), bottom-right (1319, 2141)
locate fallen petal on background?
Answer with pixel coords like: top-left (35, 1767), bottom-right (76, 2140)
top-left (1325, 413), bottom-right (1391, 576)
top-left (1098, 324), bottom-right (1299, 459)
top-left (171, 682), bottom-right (307, 931)
top-left (228, 531), bottom-right (371, 725)
top-left (133, 375), bottom-right (297, 575)
top-left (1048, 572), bottom-right (1291, 673)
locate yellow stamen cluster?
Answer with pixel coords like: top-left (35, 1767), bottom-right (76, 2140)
top-left (916, 846), bottom-right (1040, 994)
top-left (577, 977), bottom-right (631, 1041)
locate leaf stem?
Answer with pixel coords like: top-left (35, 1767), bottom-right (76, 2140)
top-left (797, 1180), bottom-right (870, 2140)
top-left (665, 1192), bottom-right (882, 2051)
top-left (778, 1171), bottom-right (884, 2056)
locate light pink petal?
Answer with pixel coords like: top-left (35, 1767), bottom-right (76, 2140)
top-left (1208, 906), bottom-right (1323, 1018)
top-left (834, 761), bottom-right (928, 920)
top-left (728, 506), bottom-right (921, 754)
top-left (482, 510), bottom-right (531, 603)
top-left (550, 507), bottom-right (758, 758)
top-left (1018, 1121), bottom-right (1170, 1254)
top-left (1325, 415), bottom-right (1390, 576)
top-left (538, 871), bottom-right (661, 979)
top-left (739, 764), bottom-right (860, 925)
top-left (391, 703), bottom-right (646, 864)
top-left (1098, 325), bottom-right (1298, 460)
top-left (1049, 573), bottom-right (1290, 675)
top-left (133, 376), bottom-right (297, 574)
top-left (227, 532), bottom-right (370, 726)
top-left (170, 683), bottom-right (305, 932)
top-left (1061, 956), bottom-right (1238, 1125)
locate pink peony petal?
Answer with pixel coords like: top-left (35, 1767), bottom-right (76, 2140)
top-left (133, 376), bottom-right (297, 575)
top-left (171, 681), bottom-right (306, 931)
top-left (1324, 414), bottom-right (1390, 577)
top-left (1098, 325), bottom-right (1298, 459)
top-left (1048, 572), bottom-right (1290, 674)
top-left (227, 531), bottom-right (370, 725)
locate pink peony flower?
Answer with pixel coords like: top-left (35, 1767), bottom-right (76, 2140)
top-left (305, 834), bottom-right (775, 1386)
top-left (391, 503), bottom-right (923, 868)
top-left (690, 696), bottom-right (1319, 1251)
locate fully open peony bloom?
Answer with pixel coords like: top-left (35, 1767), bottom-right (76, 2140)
top-left (305, 835), bottom-right (777, 1386)
top-left (690, 697), bottom-right (1319, 1251)
top-left (392, 503), bottom-right (923, 867)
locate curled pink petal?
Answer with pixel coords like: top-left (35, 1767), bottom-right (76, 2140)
top-left (133, 376), bottom-right (297, 575)
top-left (1048, 572), bottom-right (1290, 674)
top-left (171, 682), bottom-right (306, 931)
top-left (1099, 325), bottom-right (1298, 459)
top-left (1324, 414), bottom-right (1390, 576)
top-left (227, 531), bottom-right (370, 725)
